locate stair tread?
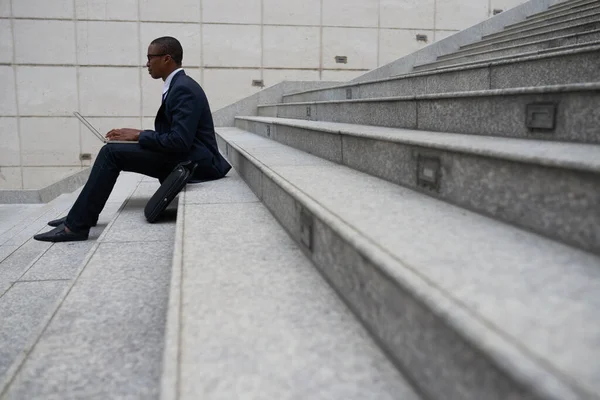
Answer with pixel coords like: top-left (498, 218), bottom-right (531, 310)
top-left (416, 38), bottom-right (600, 71)
top-left (0, 177), bottom-right (171, 399)
top-left (275, 82), bottom-right (600, 105)
top-left (281, 43), bottom-right (600, 98)
top-left (0, 204), bottom-right (45, 238)
top-left (429, 30), bottom-right (600, 64)
top-left (237, 116), bottom-right (600, 173)
top-left (0, 173), bottom-right (145, 397)
top-left (218, 126), bottom-right (600, 399)
top-left (161, 170), bottom-right (422, 399)
top-left (482, 9), bottom-right (600, 41)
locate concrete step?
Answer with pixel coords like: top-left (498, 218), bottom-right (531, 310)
top-left (415, 29), bottom-right (600, 71)
top-left (235, 115), bottom-right (600, 254)
top-left (262, 82), bottom-right (600, 144)
top-left (0, 204), bottom-right (45, 239)
top-left (483, 5), bottom-right (600, 42)
top-left (457, 17), bottom-right (600, 53)
top-left (0, 193), bottom-right (76, 250)
top-left (524, 0), bottom-right (599, 23)
top-left (545, 0), bottom-right (599, 13)
top-left (0, 177), bottom-right (176, 399)
top-left (497, 2), bottom-right (600, 37)
top-left (0, 172), bottom-right (144, 397)
top-left (412, 38), bottom-right (600, 72)
top-left (282, 44), bottom-right (600, 103)
top-left (160, 170), bottom-right (422, 400)
top-left (216, 126), bottom-right (600, 400)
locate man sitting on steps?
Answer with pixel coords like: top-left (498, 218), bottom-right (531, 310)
top-left (34, 36), bottom-right (231, 243)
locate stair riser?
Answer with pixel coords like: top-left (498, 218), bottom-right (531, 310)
top-left (284, 50), bottom-right (600, 103)
top-left (508, 2), bottom-right (600, 28)
top-left (458, 19), bottom-right (600, 52)
top-left (236, 119), bottom-right (600, 255)
top-left (265, 91), bottom-right (600, 144)
top-left (421, 34), bottom-right (598, 71)
top-left (536, 0), bottom-right (600, 17)
top-left (433, 29), bottom-right (599, 65)
top-left (218, 134), bottom-right (545, 400)
top-left (484, 6), bottom-right (600, 41)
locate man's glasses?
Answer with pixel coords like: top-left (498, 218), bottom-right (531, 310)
top-left (147, 53), bottom-right (168, 61)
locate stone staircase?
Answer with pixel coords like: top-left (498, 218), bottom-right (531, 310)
top-left (1, 0), bottom-right (599, 399)
top-left (176, 0), bottom-right (599, 398)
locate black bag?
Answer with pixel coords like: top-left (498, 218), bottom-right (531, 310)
top-left (144, 161), bottom-right (197, 223)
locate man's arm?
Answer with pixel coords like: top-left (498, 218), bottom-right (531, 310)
top-left (138, 86), bottom-right (202, 153)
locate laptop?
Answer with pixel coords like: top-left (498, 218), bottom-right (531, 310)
top-left (73, 112), bottom-right (139, 144)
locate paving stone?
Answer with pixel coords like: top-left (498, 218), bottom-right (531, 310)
top-left (0, 205), bottom-right (44, 237)
top-left (18, 241), bottom-right (95, 281)
top-left (0, 245), bottom-right (18, 264)
top-left (101, 196), bottom-right (177, 243)
top-left (3, 240), bottom-right (173, 400)
top-left (176, 202), bottom-right (421, 400)
top-left (184, 170), bottom-right (258, 205)
top-left (0, 240), bottom-right (51, 296)
top-left (0, 281), bottom-right (70, 381)
top-left (0, 196), bottom-right (74, 246)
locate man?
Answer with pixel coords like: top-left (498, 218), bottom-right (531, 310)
top-left (34, 36), bottom-right (231, 242)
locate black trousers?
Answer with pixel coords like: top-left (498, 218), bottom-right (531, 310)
top-left (65, 143), bottom-right (186, 232)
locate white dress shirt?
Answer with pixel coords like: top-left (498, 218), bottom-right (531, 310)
top-left (162, 67), bottom-right (184, 100)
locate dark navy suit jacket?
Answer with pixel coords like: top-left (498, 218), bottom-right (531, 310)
top-left (139, 70), bottom-right (231, 181)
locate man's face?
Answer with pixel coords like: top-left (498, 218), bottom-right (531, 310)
top-left (146, 44), bottom-right (168, 79)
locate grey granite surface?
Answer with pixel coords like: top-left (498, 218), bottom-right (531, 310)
top-left (0, 240), bottom-right (51, 296)
top-left (261, 83), bottom-right (600, 143)
top-left (0, 281), bottom-right (70, 379)
top-left (0, 168), bottom-right (90, 204)
top-left (236, 117), bottom-right (600, 171)
top-left (171, 199), bottom-right (421, 400)
top-left (489, 3), bottom-right (600, 38)
top-left (0, 205), bottom-right (44, 236)
top-left (17, 242), bottom-right (95, 281)
top-left (0, 246), bottom-right (18, 264)
top-left (238, 117), bottom-right (600, 253)
top-left (490, 45), bottom-right (600, 87)
top-left (2, 175), bottom-right (172, 400)
top-left (218, 127), bottom-right (600, 400)
top-left (3, 242), bottom-right (173, 400)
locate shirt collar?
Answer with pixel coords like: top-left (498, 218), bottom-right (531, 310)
top-left (163, 68), bottom-right (184, 94)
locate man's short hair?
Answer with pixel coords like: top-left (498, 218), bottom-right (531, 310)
top-left (150, 36), bottom-right (183, 66)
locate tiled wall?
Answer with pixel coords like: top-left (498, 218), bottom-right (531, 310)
top-left (0, 0), bottom-right (527, 189)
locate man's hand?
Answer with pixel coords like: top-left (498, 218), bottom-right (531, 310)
top-left (106, 128), bottom-right (142, 142)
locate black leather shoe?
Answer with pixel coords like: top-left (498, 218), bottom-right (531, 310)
top-left (48, 216), bottom-right (96, 227)
top-left (34, 225), bottom-right (89, 242)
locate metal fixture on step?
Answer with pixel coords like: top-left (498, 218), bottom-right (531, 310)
top-left (526, 103), bottom-right (557, 131)
top-left (416, 34), bottom-right (428, 42)
top-left (306, 106), bottom-right (311, 117)
top-left (493, 9), bottom-right (503, 15)
top-left (267, 125), bottom-right (271, 137)
top-left (346, 88), bottom-right (352, 99)
top-left (417, 154), bottom-right (441, 191)
top-left (252, 79), bottom-right (264, 87)
top-left (335, 56), bottom-right (348, 64)
top-left (79, 153), bottom-right (92, 161)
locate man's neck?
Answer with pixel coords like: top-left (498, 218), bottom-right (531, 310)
top-left (162, 67), bottom-right (180, 81)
